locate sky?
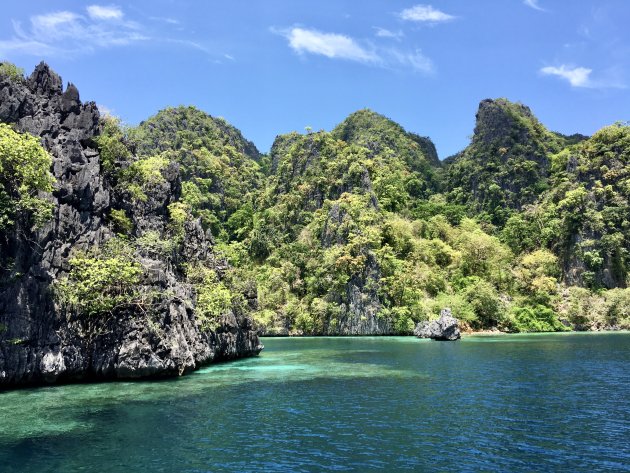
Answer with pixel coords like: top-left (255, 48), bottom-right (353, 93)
top-left (0, 1), bottom-right (629, 159)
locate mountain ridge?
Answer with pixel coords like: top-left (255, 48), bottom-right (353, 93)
top-left (0, 62), bottom-right (628, 387)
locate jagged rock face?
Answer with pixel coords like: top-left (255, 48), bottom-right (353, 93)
top-left (445, 98), bottom-right (568, 224)
top-left (269, 132), bottom-right (302, 175)
top-left (0, 63), bottom-right (261, 389)
top-left (414, 309), bottom-right (461, 341)
top-left (473, 99), bottom-right (537, 148)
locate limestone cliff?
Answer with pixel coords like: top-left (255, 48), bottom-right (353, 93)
top-left (0, 63), bottom-right (261, 388)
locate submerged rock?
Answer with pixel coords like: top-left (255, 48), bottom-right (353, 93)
top-left (414, 309), bottom-right (461, 341)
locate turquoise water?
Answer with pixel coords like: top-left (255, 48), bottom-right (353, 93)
top-left (1, 333), bottom-right (629, 472)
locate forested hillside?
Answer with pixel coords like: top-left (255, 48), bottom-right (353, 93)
top-left (117, 98), bottom-right (628, 335)
top-left (1, 62), bottom-right (628, 355)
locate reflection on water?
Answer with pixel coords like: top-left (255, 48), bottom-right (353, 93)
top-left (1, 333), bottom-right (629, 472)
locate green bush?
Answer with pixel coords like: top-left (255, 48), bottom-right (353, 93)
top-left (510, 305), bottom-right (566, 332)
top-left (603, 288), bottom-right (630, 328)
top-left (0, 62), bottom-right (24, 81)
top-left (0, 124), bottom-right (55, 231)
top-left (95, 116), bottom-right (131, 173)
top-left (135, 230), bottom-right (176, 257)
top-left (109, 209), bottom-right (133, 235)
top-left (55, 238), bottom-right (143, 317)
top-left (119, 154), bottom-right (170, 202)
top-left (186, 264), bottom-right (233, 331)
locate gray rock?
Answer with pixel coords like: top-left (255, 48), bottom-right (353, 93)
top-left (414, 308), bottom-right (461, 341)
top-left (0, 63), bottom-right (262, 389)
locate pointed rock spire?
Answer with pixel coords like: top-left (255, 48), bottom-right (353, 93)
top-left (28, 61), bottom-right (63, 97)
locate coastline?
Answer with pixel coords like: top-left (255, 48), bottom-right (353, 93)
top-left (258, 328), bottom-right (630, 338)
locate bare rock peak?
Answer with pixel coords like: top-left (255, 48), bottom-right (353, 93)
top-left (28, 61), bottom-right (63, 97)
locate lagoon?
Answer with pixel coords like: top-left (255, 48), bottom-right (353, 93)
top-left (1, 333), bottom-right (629, 472)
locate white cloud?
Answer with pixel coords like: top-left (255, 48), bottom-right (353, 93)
top-left (541, 64), bottom-right (626, 89)
top-left (86, 5), bottom-right (124, 21)
top-left (540, 65), bottom-right (592, 87)
top-left (0, 8), bottom-right (146, 57)
top-left (0, 6), bottom-right (216, 60)
top-left (399, 5), bottom-right (455, 23)
top-left (32, 11), bottom-right (80, 31)
top-left (150, 16), bottom-right (180, 25)
top-left (29, 12), bottom-right (83, 42)
top-left (523, 0), bottom-right (545, 11)
top-left (374, 27), bottom-right (404, 40)
top-left (286, 27), bottom-right (379, 63)
top-left (277, 26), bottom-right (434, 75)
top-left (390, 49), bottom-right (434, 74)
top-left (0, 38), bottom-right (56, 56)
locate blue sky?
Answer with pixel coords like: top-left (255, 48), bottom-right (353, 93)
top-left (1, 1), bottom-right (628, 158)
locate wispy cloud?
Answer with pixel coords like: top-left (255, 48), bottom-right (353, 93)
top-left (277, 26), bottom-right (434, 74)
top-left (523, 0), bottom-right (547, 11)
top-left (0, 6), bottom-right (146, 56)
top-left (388, 48), bottom-right (434, 73)
top-left (86, 5), bottom-right (123, 21)
top-left (285, 27), bottom-right (379, 63)
top-left (374, 27), bottom-right (404, 41)
top-left (541, 65), bottom-right (592, 87)
top-left (540, 64), bottom-right (626, 89)
top-left (523, 0), bottom-right (546, 11)
top-left (149, 16), bottom-right (180, 25)
top-left (96, 103), bottom-right (115, 117)
top-left (399, 4), bottom-right (455, 23)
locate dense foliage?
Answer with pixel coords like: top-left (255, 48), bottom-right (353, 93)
top-left (128, 106), bottom-right (263, 239)
top-left (501, 123), bottom-right (630, 289)
top-left (97, 101), bottom-right (630, 334)
top-left (55, 238), bottom-right (144, 317)
top-left (0, 62), bottom-right (24, 82)
top-left (0, 123), bottom-right (54, 231)
top-left (445, 99), bottom-right (582, 226)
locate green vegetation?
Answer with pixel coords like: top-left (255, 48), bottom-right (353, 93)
top-left (95, 116), bottom-right (132, 173)
top-left (186, 264), bottom-right (235, 331)
top-left (129, 106), bottom-right (263, 239)
top-left (497, 123), bottom-right (630, 289)
top-left (82, 101), bottom-right (630, 334)
top-left (109, 209), bottom-right (133, 235)
top-left (445, 99), bottom-right (580, 226)
top-left (0, 62), bottom-right (24, 82)
top-left (120, 154), bottom-right (170, 202)
top-left (332, 109), bottom-right (441, 198)
top-left (0, 123), bottom-right (54, 231)
top-left (55, 238), bottom-right (144, 317)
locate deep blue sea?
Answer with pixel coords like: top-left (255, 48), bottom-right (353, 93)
top-left (1, 333), bottom-right (629, 472)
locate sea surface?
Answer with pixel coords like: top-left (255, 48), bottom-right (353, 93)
top-left (1, 333), bottom-right (629, 472)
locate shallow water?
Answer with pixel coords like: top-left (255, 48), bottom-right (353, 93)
top-left (1, 333), bottom-right (629, 472)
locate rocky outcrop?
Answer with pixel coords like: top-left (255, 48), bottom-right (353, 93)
top-left (414, 309), bottom-right (461, 341)
top-left (321, 201), bottom-right (390, 335)
top-left (0, 63), bottom-right (262, 389)
top-left (444, 98), bottom-right (566, 224)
